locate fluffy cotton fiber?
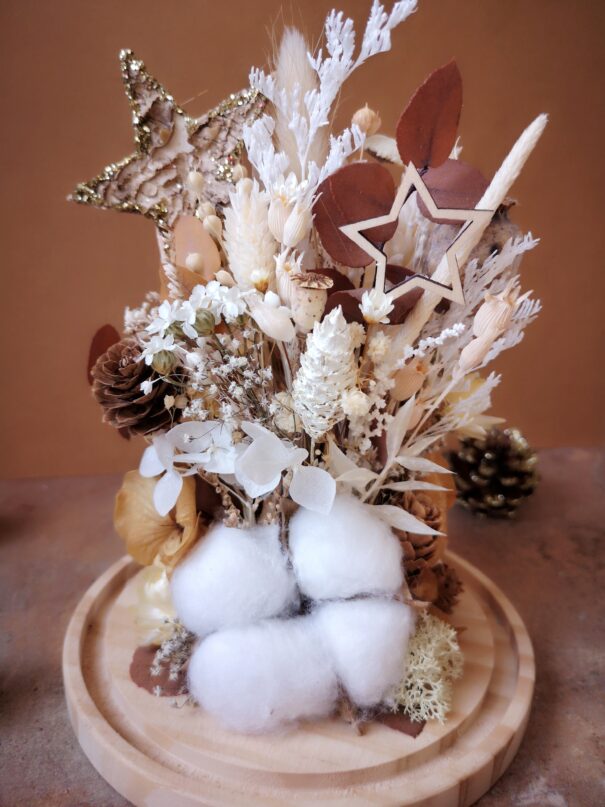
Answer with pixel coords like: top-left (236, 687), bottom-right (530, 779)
top-left (289, 492), bottom-right (404, 600)
top-left (171, 522), bottom-right (298, 636)
top-left (315, 598), bottom-right (415, 706)
top-left (188, 616), bottom-right (338, 733)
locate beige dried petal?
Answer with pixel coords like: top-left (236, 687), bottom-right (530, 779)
top-left (282, 202), bottom-right (313, 248)
top-left (114, 471), bottom-right (203, 569)
top-left (268, 196), bottom-right (291, 242)
top-left (459, 335), bottom-right (494, 372)
top-left (392, 359), bottom-right (427, 401)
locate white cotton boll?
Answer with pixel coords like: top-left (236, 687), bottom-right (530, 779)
top-left (315, 598), bottom-right (414, 707)
top-left (289, 493), bottom-right (403, 600)
top-left (171, 523), bottom-right (298, 636)
top-left (188, 616), bottom-right (338, 733)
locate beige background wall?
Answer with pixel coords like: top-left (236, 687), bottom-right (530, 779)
top-left (1, 0), bottom-right (604, 479)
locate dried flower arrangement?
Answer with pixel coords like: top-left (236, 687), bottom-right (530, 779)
top-left (75, 0), bottom-right (545, 735)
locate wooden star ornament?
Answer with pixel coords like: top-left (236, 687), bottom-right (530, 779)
top-left (339, 163), bottom-right (495, 310)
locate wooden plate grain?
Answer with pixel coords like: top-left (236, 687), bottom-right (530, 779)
top-left (63, 551), bottom-right (534, 807)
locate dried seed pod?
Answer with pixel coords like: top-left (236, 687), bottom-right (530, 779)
top-left (352, 103), bottom-right (382, 136)
top-left (459, 335), bottom-right (493, 372)
top-left (290, 286), bottom-right (328, 332)
top-left (392, 358), bottom-right (427, 401)
top-left (292, 272), bottom-right (334, 291)
top-left (473, 283), bottom-right (518, 339)
top-left (215, 269), bottom-right (235, 287)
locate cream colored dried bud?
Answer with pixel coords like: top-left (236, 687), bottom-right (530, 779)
top-left (187, 170), bottom-right (205, 197)
top-left (185, 252), bottom-right (205, 272)
top-left (236, 177), bottom-right (254, 196)
top-left (392, 359), bottom-right (427, 401)
top-left (352, 103), bottom-right (381, 136)
top-left (231, 163), bottom-right (248, 182)
top-left (198, 201), bottom-right (216, 218)
top-left (473, 284), bottom-right (519, 339)
top-left (282, 202), bottom-right (313, 248)
top-left (202, 214), bottom-right (223, 243)
top-left (215, 269), bottom-right (235, 287)
top-left (268, 196), bottom-right (291, 242)
top-left (459, 335), bottom-right (494, 372)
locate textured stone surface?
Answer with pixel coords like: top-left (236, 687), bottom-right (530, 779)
top-left (0, 448), bottom-right (604, 806)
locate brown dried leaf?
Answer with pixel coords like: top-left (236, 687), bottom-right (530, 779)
top-left (323, 288), bottom-right (366, 323)
top-left (417, 159), bottom-right (488, 223)
top-left (396, 61), bottom-right (463, 169)
top-left (87, 324), bottom-right (120, 384)
top-left (313, 163), bottom-right (397, 268)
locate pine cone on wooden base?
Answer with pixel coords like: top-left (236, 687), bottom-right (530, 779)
top-left (448, 427), bottom-right (538, 518)
top-left (92, 337), bottom-right (178, 437)
top-left (394, 491), bottom-right (462, 614)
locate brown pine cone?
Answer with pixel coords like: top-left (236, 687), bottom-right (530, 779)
top-left (92, 337), bottom-right (178, 437)
top-left (395, 492), bottom-right (462, 611)
top-left (433, 564), bottom-right (463, 614)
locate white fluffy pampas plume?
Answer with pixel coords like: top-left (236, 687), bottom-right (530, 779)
top-left (289, 492), bottom-right (404, 600)
top-left (183, 494), bottom-right (412, 733)
top-left (293, 307), bottom-right (363, 439)
top-left (171, 522), bottom-right (298, 636)
top-left (223, 178), bottom-right (276, 291)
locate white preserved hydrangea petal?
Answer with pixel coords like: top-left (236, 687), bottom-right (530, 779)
top-left (235, 424), bottom-right (293, 497)
top-left (139, 444), bottom-right (165, 478)
top-left (290, 465), bottom-right (336, 514)
top-left (153, 469), bottom-right (183, 516)
top-left (248, 294), bottom-right (296, 342)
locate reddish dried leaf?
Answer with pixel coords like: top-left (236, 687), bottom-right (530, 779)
top-left (87, 324), bottom-right (120, 384)
top-left (417, 159), bottom-right (488, 223)
top-left (313, 163), bottom-right (397, 268)
top-left (377, 712), bottom-right (426, 737)
top-left (396, 61), bottom-right (463, 169)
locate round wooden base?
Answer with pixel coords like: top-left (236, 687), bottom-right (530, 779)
top-left (63, 552), bottom-right (534, 807)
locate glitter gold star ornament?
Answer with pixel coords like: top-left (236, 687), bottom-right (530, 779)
top-left (339, 162), bottom-right (495, 311)
top-left (71, 49), bottom-right (265, 291)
